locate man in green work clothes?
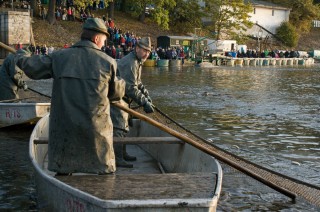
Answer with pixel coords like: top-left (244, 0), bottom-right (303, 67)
top-left (13, 18), bottom-right (125, 175)
top-left (0, 53), bottom-right (28, 101)
top-left (111, 37), bottom-right (154, 168)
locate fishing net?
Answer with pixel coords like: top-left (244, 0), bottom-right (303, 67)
top-left (135, 106), bottom-right (320, 209)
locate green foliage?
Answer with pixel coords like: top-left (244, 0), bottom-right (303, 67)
top-left (168, 0), bottom-right (204, 33)
top-left (150, 0), bottom-right (176, 30)
top-left (152, 7), bottom-right (169, 29)
top-left (124, 0), bottom-right (147, 17)
top-left (119, 0), bottom-right (176, 30)
top-left (203, 0), bottom-right (253, 40)
top-left (276, 22), bottom-right (299, 47)
top-left (73, 0), bottom-right (95, 9)
top-left (288, 0), bottom-right (320, 34)
top-left (230, 31), bottom-right (250, 44)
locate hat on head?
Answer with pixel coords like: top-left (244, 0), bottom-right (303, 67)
top-left (83, 18), bottom-right (109, 37)
top-left (137, 37), bottom-right (151, 52)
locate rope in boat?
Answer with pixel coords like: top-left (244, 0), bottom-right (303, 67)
top-left (141, 106), bottom-right (320, 208)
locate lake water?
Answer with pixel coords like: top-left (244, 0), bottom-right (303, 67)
top-left (1, 64), bottom-right (319, 211)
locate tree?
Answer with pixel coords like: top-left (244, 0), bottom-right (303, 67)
top-left (47, 0), bottom-right (56, 24)
top-left (124, 0), bottom-right (176, 30)
top-left (120, 0), bottom-right (148, 22)
top-left (276, 21), bottom-right (298, 47)
top-left (119, 0), bottom-right (127, 12)
top-left (73, 0), bottom-right (95, 9)
top-left (107, 0), bottom-right (115, 19)
top-left (203, 0), bottom-right (253, 40)
top-left (152, 0), bottom-right (176, 29)
top-left (287, 0), bottom-right (320, 34)
top-left (30, 0), bottom-right (40, 17)
top-left (263, 0), bottom-right (320, 34)
top-left (169, 0), bottom-right (203, 33)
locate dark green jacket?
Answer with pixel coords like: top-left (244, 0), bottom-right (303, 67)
top-left (110, 50), bottom-right (149, 131)
top-left (16, 40), bottom-right (125, 174)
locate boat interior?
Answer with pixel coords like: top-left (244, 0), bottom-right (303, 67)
top-left (31, 115), bottom-right (222, 208)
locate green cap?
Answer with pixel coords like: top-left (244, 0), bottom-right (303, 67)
top-left (137, 37), bottom-right (152, 52)
top-left (83, 18), bottom-right (109, 37)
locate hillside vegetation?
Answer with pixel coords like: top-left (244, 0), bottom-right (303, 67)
top-left (296, 27), bottom-right (320, 50)
top-left (32, 10), bottom-right (320, 51)
top-left (32, 10), bottom-right (178, 48)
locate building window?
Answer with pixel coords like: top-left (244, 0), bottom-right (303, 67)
top-left (272, 9), bottom-right (274, 16)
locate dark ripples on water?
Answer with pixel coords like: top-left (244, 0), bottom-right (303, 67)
top-left (0, 65), bottom-right (319, 211)
top-left (143, 65), bottom-right (320, 211)
top-left (0, 125), bottom-right (37, 211)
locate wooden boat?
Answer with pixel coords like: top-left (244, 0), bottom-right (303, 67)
top-left (30, 113), bottom-right (223, 211)
top-left (0, 102), bottom-right (50, 128)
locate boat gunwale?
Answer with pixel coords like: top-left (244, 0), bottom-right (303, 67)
top-left (0, 102), bottom-right (51, 106)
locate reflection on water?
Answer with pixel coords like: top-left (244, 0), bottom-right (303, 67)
top-left (143, 65), bottom-right (320, 210)
top-left (0, 125), bottom-right (36, 211)
top-left (0, 65), bottom-right (319, 211)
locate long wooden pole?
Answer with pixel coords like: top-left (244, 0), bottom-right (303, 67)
top-left (112, 102), bottom-right (296, 200)
top-left (0, 42), bottom-right (16, 54)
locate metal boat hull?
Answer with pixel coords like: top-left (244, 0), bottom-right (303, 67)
top-left (0, 103), bottom-right (50, 128)
top-left (30, 114), bottom-right (222, 211)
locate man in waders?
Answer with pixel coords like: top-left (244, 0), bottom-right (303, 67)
top-left (111, 37), bottom-right (154, 168)
top-left (13, 18), bottom-right (125, 175)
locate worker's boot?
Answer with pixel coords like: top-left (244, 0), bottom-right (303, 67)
top-left (123, 144), bottom-right (137, 161)
top-left (114, 144), bottom-right (133, 168)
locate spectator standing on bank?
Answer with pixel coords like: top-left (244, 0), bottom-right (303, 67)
top-left (179, 49), bottom-right (185, 64)
top-left (42, 6), bottom-right (47, 20)
top-left (40, 44), bottom-right (47, 55)
top-left (48, 46), bottom-right (54, 54)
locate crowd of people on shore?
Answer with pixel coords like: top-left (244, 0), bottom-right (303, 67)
top-left (8, 1), bottom-right (192, 62)
top-left (229, 49), bottom-right (302, 59)
top-left (23, 44), bottom-right (54, 55)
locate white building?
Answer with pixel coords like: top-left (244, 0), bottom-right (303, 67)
top-left (199, 0), bottom-right (291, 37)
top-left (247, 0), bottom-right (291, 36)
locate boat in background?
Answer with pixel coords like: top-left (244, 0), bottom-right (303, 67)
top-left (30, 113), bottom-right (222, 211)
top-left (157, 59), bottom-right (169, 67)
top-left (0, 102), bottom-right (50, 128)
top-left (143, 59), bottom-right (157, 67)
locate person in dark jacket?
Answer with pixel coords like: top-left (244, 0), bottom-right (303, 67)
top-left (13, 18), bottom-right (125, 175)
top-left (110, 37), bottom-right (154, 168)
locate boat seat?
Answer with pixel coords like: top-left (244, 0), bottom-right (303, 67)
top-left (55, 172), bottom-right (218, 200)
top-left (34, 137), bottom-right (184, 145)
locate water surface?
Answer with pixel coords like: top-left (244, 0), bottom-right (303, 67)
top-left (0, 64), bottom-right (319, 211)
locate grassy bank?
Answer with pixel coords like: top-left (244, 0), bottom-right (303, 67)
top-left (32, 10), bottom-right (176, 48)
top-left (32, 10), bottom-right (320, 51)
